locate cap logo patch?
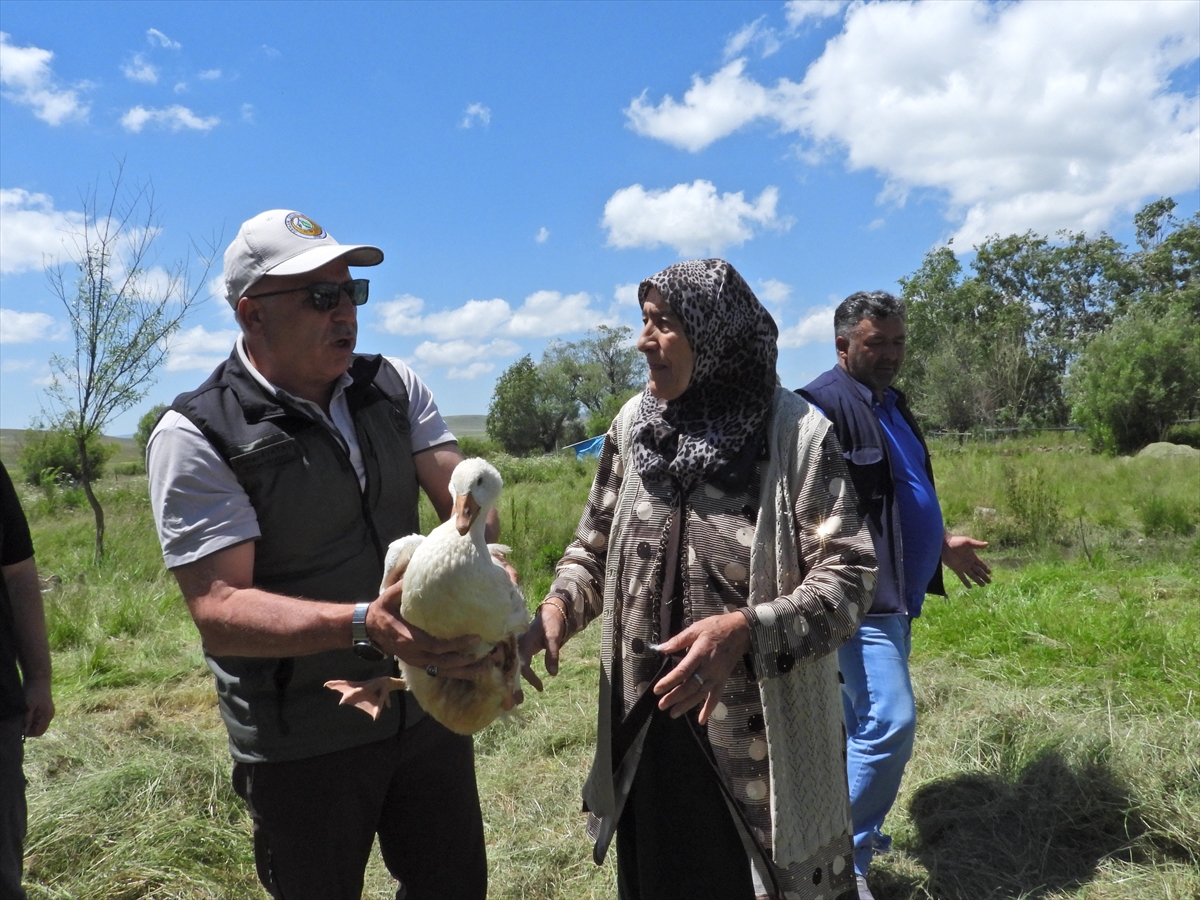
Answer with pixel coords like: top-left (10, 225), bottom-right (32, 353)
top-left (285, 213), bottom-right (326, 240)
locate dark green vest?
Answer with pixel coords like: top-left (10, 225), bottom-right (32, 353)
top-left (172, 351), bottom-right (422, 762)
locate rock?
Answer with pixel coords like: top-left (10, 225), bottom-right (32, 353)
top-left (1136, 442), bottom-right (1200, 460)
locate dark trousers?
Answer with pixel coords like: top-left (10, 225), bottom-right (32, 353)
top-left (233, 714), bottom-right (486, 900)
top-left (616, 711), bottom-right (755, 900)
top-left (0, 715), bottom-right (27, 900)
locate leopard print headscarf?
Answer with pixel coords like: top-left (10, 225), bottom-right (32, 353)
top-left (631, 259), bottom-right (778, 493)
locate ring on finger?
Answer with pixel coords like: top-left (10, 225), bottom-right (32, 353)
top-left (426, 664), bottom-right (438, 678)
top-left (692, 672), bottom-right (705, 689)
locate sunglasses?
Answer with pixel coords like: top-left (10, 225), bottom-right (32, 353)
top-left (246, 278), bottom-right (370, 312)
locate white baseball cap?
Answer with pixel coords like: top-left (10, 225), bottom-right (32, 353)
top-left (222, 209), bottom-right (384, 308)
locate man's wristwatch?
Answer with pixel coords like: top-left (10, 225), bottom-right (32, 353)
top-left (351, 601), bottom-right (385, 661)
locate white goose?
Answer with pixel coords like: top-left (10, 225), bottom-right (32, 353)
top-left (326, 458), bottom-right (528, 735)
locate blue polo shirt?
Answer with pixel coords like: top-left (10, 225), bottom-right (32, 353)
top-left (872, 388), bottom-right (943, 617)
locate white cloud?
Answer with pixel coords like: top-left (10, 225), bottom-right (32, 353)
top-left (262, 45), bottom-right (280, 58)
top-left (374, 293), bottom-right (428, 335)
top-left (1, 358), bottom-right (38, 373)
top-left (756, 278), bottom-right (792, 303)
top-left (146, 28), bottom-right (181, 50)
top-left (784, 0), bottom-right (848, 28)
top-left (602, 179), bottom-right (788, 256)
top-left (508, 291), bottom-right (607, 337)
top-left (626, 59), bottom-right (789, 153)
top-left (725, 17), bottom-right (782, 60)
top-left (375, 290), bottom-right (615, 341)
top-left (122, 53), bottom-right (158, 84)
top-left (120, 104), bottom-right (220, 132)
top-left (614, 283), bottom-right (640, 307)
top-left (460, 102), bottom-right (491, 128)
top-left (627, 1), bottom-right (1200, 245)
top-left (412, 339), bottom-right (519, 379)
top-left (164, 325), bottom-right (238, 371)
top-left (424, 299), bottom-right (513, 340)
top-left (0, 308), bottom-right (59, 344)
top-left (198, 68), bottom-right (221, 80)
top-left (0, 32), bottom-right (89, 125)
top-left (535, 226), bottom-right (550, 244)
top-left (447, 362), bottom-right (494, 380)
top-left (241, 103), bottom-right (254, 123)
top-left (173, 81), bottom-right (188, 94)
top-left (777, 304), bottom-right (836, 349)
top-left (0, 188), bottom-right (83, 273)
top-left (868, 218), bottom-right (885, 231)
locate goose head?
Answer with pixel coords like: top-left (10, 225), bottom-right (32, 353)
top-left (450, 457), bottom-right (503, 536)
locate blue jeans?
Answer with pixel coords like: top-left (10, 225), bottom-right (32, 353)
top-left (839, 615), bottom-right (916, 877)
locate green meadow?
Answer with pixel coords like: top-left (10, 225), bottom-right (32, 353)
top-left (12, 435), bottom-right (1200, 900)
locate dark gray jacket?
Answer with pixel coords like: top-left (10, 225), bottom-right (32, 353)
top-left (172, 351), bottom-right (421, 761)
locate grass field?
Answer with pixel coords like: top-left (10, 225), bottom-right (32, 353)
top-left (13, 435), bottom-right (1200, 899)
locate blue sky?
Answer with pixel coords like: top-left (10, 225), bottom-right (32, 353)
top-left (2, 0), bottom-right (1197, 435)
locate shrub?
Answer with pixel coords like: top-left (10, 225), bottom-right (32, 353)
top-left (1137, 496), bottom-right (1195, 537)
top-left (1002, 464), bottom-right (1063, 547)
top-left (111, 461), bottom-right (145, 477)
top-left (1068, 304), bottom-right (1200, 455)
top-left (457, 435), bottom-right (503, 459)
top-left (17, 428), bottom-right (117, 486)
top-left (1163, 422), bottom-right (1200, 449)
top-left (134, 403), bottom-right (168, 458)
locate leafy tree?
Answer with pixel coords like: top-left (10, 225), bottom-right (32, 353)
top-left (1067, 303), bottom-right (1200, 454)
top-left (17, 426), bottom-right (117, 487)
top-left (896, 202), bottom-right (1197, 432)
top-left (487, 326), bottom-right (644, 452)
top-left (1127, 200), bottom-right (1200, 319)
top-left (134, 403), bottom-right (168, 459)
top-left (486, 356), bottom-right (580, 455)
top-left (899, 245), bottom-right (1052, 429)
top-left (541, 325), bottom-right (642, 419)
top-left (41, 167), bottom-right (216, 563)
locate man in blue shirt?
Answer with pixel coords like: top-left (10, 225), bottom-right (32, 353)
top-left (800, 291), bottom-right (991, 900)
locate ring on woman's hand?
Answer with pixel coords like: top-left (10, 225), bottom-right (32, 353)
top-left (692, 672), bottom-right (705, 688)
top-left (426, 664), bottom-right (438, 678)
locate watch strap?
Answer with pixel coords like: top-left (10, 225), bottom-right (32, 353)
top-left (352, 601), bottom-right (372, 647)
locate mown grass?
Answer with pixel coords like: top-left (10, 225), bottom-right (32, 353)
top-left (16, 435), bottom-right (1200, 899)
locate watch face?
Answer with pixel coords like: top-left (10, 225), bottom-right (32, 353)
top-left (352, 641), bottom-right (385, 662)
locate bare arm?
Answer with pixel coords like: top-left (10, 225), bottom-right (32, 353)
top-left (3, 557), bottom-right (54, 737)
top-left (414, 441), bottom-right (499, 541)
top-left (171, 540), bottom-right (482, 673)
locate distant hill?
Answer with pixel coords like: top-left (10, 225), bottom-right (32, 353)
top-left (444, 415), bottom-right (488, 438)
top-left (0, 428), bottom-right (140, 471)
top-left (1, 418), bottom-right (490, 472)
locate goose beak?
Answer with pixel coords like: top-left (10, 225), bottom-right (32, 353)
top-left (454, 491), bottom-right (481, 536)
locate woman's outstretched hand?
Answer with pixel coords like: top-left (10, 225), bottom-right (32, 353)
top-left (518, 599), bottom-right (567, 692)
top-left (653, 611), bottom-right (751, 725)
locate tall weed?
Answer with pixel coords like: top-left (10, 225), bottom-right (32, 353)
top-left (1138, 495), bottom-right (1196, 537)
top-left (1000, 463), bottom-right (1063, 547)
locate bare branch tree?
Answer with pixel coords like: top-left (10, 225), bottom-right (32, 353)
top-left (43, 164), bottom-right (218, 564)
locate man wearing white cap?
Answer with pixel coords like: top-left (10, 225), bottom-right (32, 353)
top-left (147, 210), bottom-right (490, 900)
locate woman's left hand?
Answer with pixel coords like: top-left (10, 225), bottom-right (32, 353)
top-left (653, 611), bottom-right (751, 725)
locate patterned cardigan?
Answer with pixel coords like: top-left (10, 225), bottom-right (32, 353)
top-left (548, 388), bottom-right (877, 900)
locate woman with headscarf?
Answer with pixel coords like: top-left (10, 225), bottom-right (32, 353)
top-left (521, 259), bottom-right (876, 900)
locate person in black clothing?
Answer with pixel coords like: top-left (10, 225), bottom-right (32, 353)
top-left (0, 462), bottom-right (55, 900)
